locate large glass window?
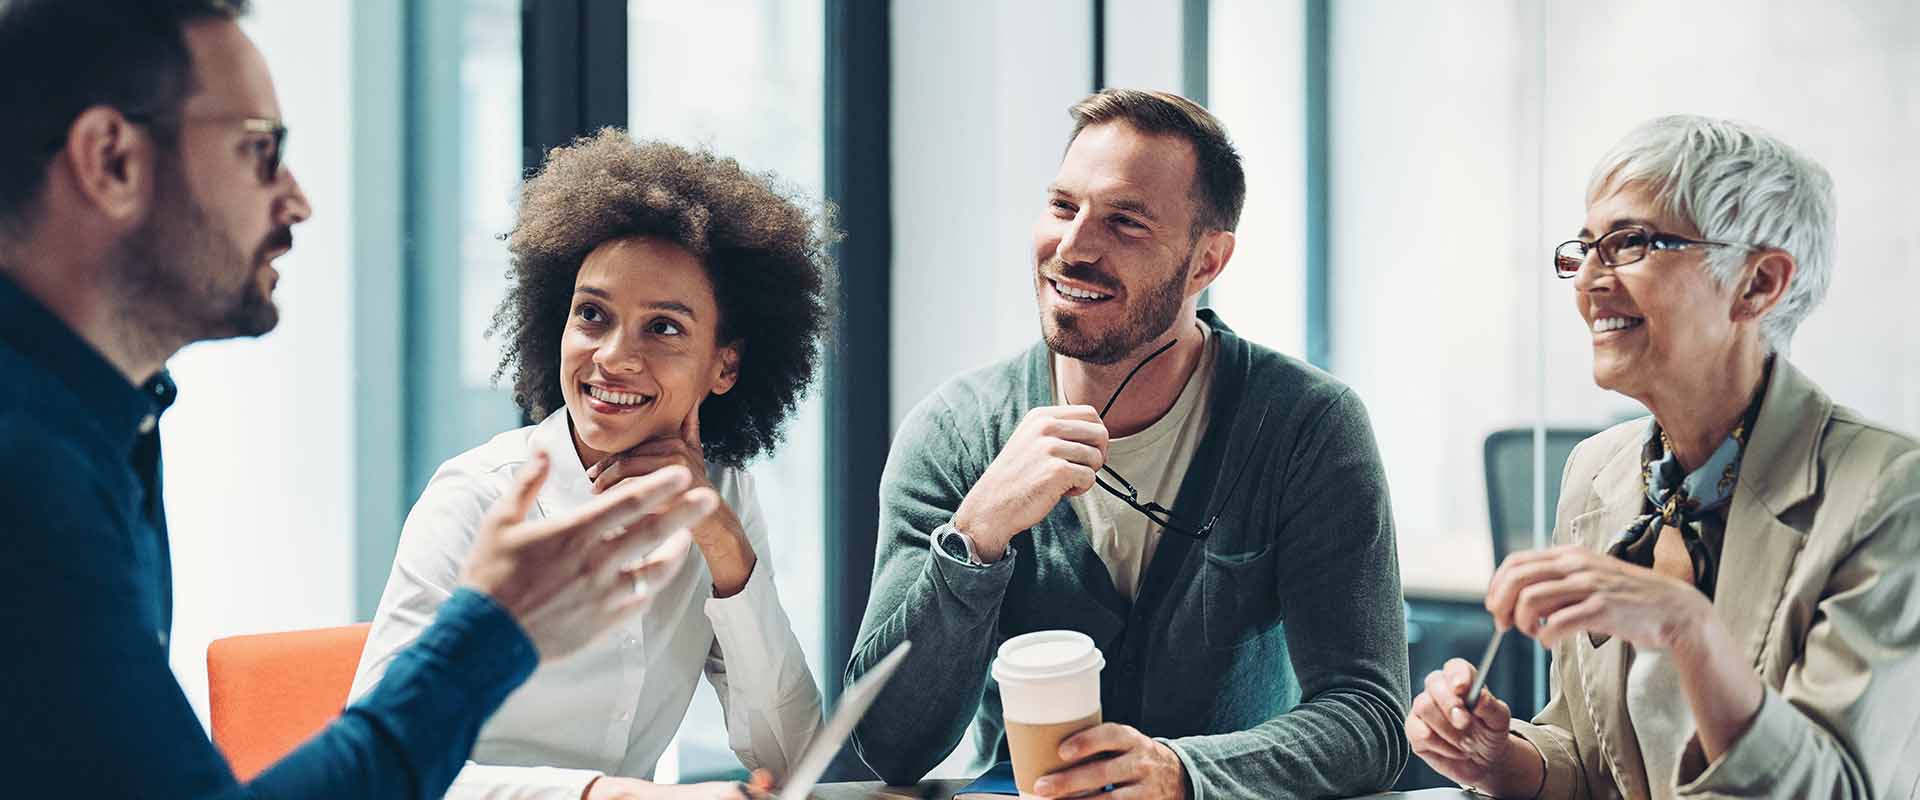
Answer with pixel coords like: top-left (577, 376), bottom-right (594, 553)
top-left (624, 0), bottom-right (828, 782)
top-left (459, 0), bottom-right (524, 391)
top-left (1206, 0), bottom-right (1308, 356)
top-left (404, 0), bottom-right (523, 509)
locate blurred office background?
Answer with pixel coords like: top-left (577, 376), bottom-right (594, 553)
top-left (158, 0), bottom-right (1917, 788)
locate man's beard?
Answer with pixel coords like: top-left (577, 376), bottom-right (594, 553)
top-left (1039, 245), bottom-right (1194, 366)
top-left (117, 159), bottom-right (282, 344)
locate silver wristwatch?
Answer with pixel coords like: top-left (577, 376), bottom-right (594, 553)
top-left (935, 526), bottom-right (987, 567)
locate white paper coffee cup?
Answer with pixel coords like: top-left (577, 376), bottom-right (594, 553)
top-left (993, 630), bottom-right (1105, 798)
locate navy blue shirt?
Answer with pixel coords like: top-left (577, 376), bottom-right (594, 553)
top-left (0, 272), bottom-right (539, 798)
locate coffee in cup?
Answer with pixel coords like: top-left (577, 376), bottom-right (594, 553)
top-left (992, 630), bottom-right (1105, 798)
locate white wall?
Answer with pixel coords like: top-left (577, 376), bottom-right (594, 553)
top-left (890, 0), bottom-right (1093, 430)
top-left (161, 3), bottom-right (359, 728)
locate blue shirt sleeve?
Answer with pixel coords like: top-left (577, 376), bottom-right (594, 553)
top-left (0, 454), bottom-right (538, 799)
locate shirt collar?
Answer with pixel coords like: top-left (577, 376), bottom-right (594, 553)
top-left (529, 409), bottom-right (595, 516)
top-left (0, 271), bottom-right (164, 445)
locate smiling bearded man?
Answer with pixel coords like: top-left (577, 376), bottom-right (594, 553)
top-left (846, 88), bottom-right (1411, 800)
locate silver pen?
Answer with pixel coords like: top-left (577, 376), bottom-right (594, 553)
top-left (1465, 628), bottom-right (1506, 710)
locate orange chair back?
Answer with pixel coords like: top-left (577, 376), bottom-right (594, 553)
top-left (207, 623), bottom-right (371, 781)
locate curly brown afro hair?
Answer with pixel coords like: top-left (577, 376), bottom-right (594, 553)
top-left (490, 128), bottom-right (837, 467)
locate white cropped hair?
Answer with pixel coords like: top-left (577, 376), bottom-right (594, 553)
top-left (1588, 115), bottom-right (1835, 353)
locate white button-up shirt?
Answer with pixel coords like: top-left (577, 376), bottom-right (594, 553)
top-left (350, 411), bottom-right (822, 799)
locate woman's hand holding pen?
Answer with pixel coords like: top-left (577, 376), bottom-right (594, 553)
top-left (1406, 657), bottom-right (1544, 798)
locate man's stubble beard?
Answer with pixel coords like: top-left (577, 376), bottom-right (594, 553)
top-left (1040, 243), bottom-right (1195, 366)
top-left (116, 154), bottom-right (279, 350)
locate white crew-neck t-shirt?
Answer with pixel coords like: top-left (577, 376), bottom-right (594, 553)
top-left (1056, 322), bottom-right (1217, 600)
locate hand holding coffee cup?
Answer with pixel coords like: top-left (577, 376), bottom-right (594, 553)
top-left (994, 631), bottom-right (1106, 798)
top-left (1038, 722), bottom-right (1188, 799)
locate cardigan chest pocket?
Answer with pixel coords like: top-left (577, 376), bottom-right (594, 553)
top-left (1201, 542), bottom-right (1280, 650)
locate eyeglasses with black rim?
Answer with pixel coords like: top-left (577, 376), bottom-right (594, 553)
top-left (1089, 337), bottom-right (1269, 540)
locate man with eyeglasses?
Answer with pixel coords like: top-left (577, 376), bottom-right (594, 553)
top-left (848, 89), bottom-right (1409, 799)
top-left (0, 1), bottom-right (720, 796)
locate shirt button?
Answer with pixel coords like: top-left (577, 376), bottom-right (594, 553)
top-left (138, 415), bottom-right (157, 434)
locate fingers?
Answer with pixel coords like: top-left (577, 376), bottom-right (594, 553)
top-left (1439, 658), bottom-right (1478, 725)
top-left (1511, 575), bottom-right (1597, 639)
top-left (1036, 753), bottom-right (1129, 799)
top-left (1471, 687), bottom-right (1513, 732)
top-left (602, 529), bottom-right (695, 606)
top-left (1406, 714), bottom-right (1471, 763)
top-left (1029, 724), bottom-right (1138, 797)
top-left (587, 434), bottom-right (705, 493)
top-left (1534, 596), bottom-right (1607, 647)
top-left (1060, 463), bottom-right (1098, 498)
top-left (491, 450), bottom-right (551, 525)
top-left (603, 484), bottom-right (713, 551)
top-left (1442, 657), bottom-right (1475, 691)
top-left (615, 526), bottom-right (696, 580)
top-left (1027, 406), bottom-right (1110, 455)
top-left (585, 453), bottom-right (614, 483)
top-left (590, 453), bottom-right (681, 494)
top-left (1044, 404), bottom-right (1103, 424)
top-left (1485, 546), bottom-right (1583, 629)
top-left (1058, 723), bottom-right (1132, 761)
top-left (542, 464), bottom-right (695, 547)
top-left (595, 488), bottom-right (715, 574)
top-left (1410, 738), bottom-right (1492, 789)
top-left (1416, 671), bottom-right (1471, 748)
top-left (1046, 417), bottom-right (1111, 453)
top-left (1408, 664), bottom-right (1520, 786)
top-left (1045, 438), bottom-right (1106, 471)
top-left (603, 529), bottom-right (696, 615)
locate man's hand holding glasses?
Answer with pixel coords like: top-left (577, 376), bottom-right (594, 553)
top-left (950, 405), bottom-right (1111, 563)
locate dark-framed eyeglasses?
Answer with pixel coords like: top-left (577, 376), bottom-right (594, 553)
top-left (1090, 338), bottom-right (1269, 540)
top-left (1553, 225), bottom-right (1749, 279)
top-left (124, 111), bottom-right (289, 185)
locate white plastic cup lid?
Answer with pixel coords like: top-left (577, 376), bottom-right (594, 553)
top-left (992, 630), bottom-right (1103, 683)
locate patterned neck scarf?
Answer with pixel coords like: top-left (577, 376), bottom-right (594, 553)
top-left (1606, 359), bottom-right (1772, 599)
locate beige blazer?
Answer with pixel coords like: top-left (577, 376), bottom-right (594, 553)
top-left (1510, 358), bottom-right (1920, 800)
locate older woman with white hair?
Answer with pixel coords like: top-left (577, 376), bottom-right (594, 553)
top-left (1405, 115), bottom-right (1920, 798)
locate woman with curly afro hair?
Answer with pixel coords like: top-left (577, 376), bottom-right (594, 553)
top-left (351, 129), bottom-right (837, 800)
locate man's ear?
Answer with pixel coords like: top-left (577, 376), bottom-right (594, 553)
top-left (59, 107), bottom-right (157, 224)
top-left (710, 341), bottom-right (743, 396)
top-left (1187, 229), bottom-right (1236, 298)
top-left (1734, 249), bottom-right (1796, 323)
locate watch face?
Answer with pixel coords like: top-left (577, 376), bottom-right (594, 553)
top-left (940, 530), bottom-right (971, 562)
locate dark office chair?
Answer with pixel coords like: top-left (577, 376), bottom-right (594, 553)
top-left (1483, 428), bottom-right (1600, 565)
